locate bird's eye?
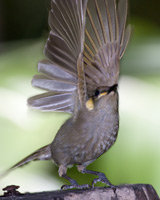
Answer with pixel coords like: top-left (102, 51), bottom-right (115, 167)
top-left (94, 90), bottom-right (100, 97)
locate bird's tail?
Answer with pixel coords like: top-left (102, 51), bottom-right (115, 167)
top-left (0, 144), bottom-right (51, 179)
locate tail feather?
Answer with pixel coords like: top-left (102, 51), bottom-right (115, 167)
top-left (0, 144), bottom-right (51, 179)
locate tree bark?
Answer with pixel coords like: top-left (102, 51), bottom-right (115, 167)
top-left (0, 184), bottom-right (159, 200)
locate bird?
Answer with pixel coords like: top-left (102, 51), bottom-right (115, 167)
top-left (2, 0), bottom-right (131, 189)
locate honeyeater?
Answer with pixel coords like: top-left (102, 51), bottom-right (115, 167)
top-left (2, 0), bottom-right (131, 189)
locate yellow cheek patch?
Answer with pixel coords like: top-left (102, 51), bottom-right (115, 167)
top-left (86, 98), bottom-right (94, 111)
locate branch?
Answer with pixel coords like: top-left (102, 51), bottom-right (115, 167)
top-left (0, 184), bottom-right (159, 200)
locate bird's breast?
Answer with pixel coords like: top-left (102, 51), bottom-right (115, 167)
top-left (51, 92), bottom-right (119, 165)
top-left (73, 93), bottom-right (119, 159)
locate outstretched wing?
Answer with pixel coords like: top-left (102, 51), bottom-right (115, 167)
top-left (28, 0), bottom-right (88, 113)
top-left (84, 0), bottom-right (131, 96)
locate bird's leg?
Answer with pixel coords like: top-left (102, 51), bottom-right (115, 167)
top-left (61, 174), bottom-right (78, 189)
top-left (59, 165), bottom-right (90, 190)
top-left (78, 165), bottom-right (115, 188)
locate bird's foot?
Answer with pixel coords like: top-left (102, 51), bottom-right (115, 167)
top-left (61, 183), bottom-right (90, 190)
top-left (92, 173), bottom-right (115, 188)
top-left (61, 173), bottom-right (90, 190)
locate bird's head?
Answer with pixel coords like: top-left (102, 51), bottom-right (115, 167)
top-left (85, 84), bottom-right (118, 111)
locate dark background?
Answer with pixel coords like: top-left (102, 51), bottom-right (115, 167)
top-left (0, 0), bottom-right (160, 41)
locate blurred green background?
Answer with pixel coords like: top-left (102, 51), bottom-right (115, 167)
top-left (0, 0), bottom-right (160, 196)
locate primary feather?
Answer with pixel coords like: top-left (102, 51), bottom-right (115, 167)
top-left (84, 0), bottom-right (131, 96)
top-left (28, 0), bottom-right (88, 113)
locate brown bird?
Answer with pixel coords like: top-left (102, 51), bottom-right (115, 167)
top-left (2, 0), bottom-right (131, 189)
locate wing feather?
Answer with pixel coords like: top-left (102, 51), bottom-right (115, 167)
top-left (84, 0), bottom-right (131, 95)
top-left (117, 0), bottom-right (128, 46)
top-left (32, 75), bottom-right (76, 92)
top-left (28, 0), bottom-right (130, 112)
top-left (28, 92), bottom-right (75, 113)
top-left (38, 60), bottom-right (77, 82)
top-left (120, 24), bottom-right (132, 58)
top-left (28, 0), bottom-right (87, 113)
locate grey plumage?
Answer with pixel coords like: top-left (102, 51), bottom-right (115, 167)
top-left (2, 0), bottom-right (131, 189)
